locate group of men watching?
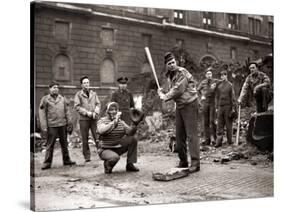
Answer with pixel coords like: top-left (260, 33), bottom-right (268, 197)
top-left (39, 75), bottom-right (140, 174)
top-left (38, 51), bottom-right (272, 175)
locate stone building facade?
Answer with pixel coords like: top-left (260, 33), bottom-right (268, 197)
top-left (31, 1), bottom-right (273, 112)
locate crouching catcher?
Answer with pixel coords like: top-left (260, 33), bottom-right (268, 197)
top-left (97, 102), bottom-right (144, 174)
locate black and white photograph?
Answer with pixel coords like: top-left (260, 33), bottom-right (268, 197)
top-left (28, 0), bottom-right (276, 211)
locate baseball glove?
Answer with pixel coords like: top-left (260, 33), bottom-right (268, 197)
top-left (129, 108), bottom-right (144, 125)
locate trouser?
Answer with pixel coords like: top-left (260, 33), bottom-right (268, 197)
top-left (79, 119), bottom-right (98, 161)
top-left (43, 126), bottom-right (71, 165)
top-left (203, 102), bottom-right (216, 142)
top-left (254, 87), bottom-right (272, 113)
top-left (98, 136), bottom-right (138, 168)
top-left (216, 105), bottom-right (233, 144)
top-left (176, 100), bottom-right (200, 167)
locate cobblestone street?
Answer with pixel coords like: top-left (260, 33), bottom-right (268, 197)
top-left (32, 145), bottom-right (273, 211)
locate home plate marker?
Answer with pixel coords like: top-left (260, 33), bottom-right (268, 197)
top-left (152, 168), bottom-right (189, 181)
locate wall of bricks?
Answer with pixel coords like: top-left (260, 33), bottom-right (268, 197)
top-left (33, 3), bottom-right (272, 112)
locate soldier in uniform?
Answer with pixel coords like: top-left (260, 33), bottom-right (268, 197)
top-left (158, 52), bottom-right (200, 173)
top-left (111, 76), bottom-right (135, 124)
top-left (214, 70), bottom-right (236, 147)
top-left (197, 67), bottom-right (219, 145)
top-left (39, 81), bottom-right (76, 170)
top-left (238, 61), bottom-right (272, 113)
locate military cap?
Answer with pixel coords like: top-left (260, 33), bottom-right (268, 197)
top-left (164, 52), bottom-right (176, 64)
top-left (49, 81), bottom-right (59, 88)
top-left (117, 76), bottom-right (128, 84)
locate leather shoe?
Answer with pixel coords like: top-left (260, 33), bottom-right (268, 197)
top-left (177, 160), bottom-right (188, 168)
top-left (41, 164), bottom-right (51, 170)
top-left (189, 166), bottom-right (200, 173)
top-left (126, 163), bottom-right (139, 172)
top-left (64, 160), bottom-right (76, 166)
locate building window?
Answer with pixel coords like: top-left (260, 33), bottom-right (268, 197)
top-left (256, 19), bottom-right (261, 35)
top-left (54, 20), bottom-right (70, 40)
top-left (227, 14), bottom-right (240, 30)
top-left (249, 18), bottom-right (255, 34)
top-left (230, 47), bottom-right (237, 60)
top-left (248, 18), bottom-right (262, 35)
top-left (268, 22), bottom-right (273, 38)
top-left (100, 59), bottom-right (115, 86)
top-left (147, 8), bottom-right (156, 16)
top-left (101, 27), bottom-right (114, 47)
top-left (53, 54), bottom-right (71, 81)
top-left (203, 12), bottom-right (214, 28)
top-left (174, 10), bottom-right (184, 25)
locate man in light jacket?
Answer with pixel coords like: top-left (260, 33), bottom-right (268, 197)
top-left (39, 81), bottom-right (76, 170)
top-left (74, 76), bottom-right (101, 163)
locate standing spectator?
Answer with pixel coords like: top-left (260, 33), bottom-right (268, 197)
top-left (214, 70), bottom-right (236, 147)
top-left (158, 52), bottom-right (200, 173)
top-left (74, 76), bottom-right (101, 163)
top-left (39, 81), bottom-right (76, 170)
top-left (197, 67), bottom-right (219, 145)
top-left (238, 61), bottom-right (272, 113)
top-left (111, 76), bottom-right (135, 124)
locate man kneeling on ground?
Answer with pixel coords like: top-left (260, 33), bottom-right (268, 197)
top-left (97, 102), bottom-right (141, 174)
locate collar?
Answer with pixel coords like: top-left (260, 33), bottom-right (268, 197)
top-left (47, 94), bottom-right (62, 103)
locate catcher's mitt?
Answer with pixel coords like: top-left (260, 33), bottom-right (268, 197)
top-left (129, 108), bottom-right (144, 125)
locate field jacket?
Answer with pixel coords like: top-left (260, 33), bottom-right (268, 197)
top-left (39, 94), bottom-right (70, 130)
top-left (165, 67), bottom-right (198, 108)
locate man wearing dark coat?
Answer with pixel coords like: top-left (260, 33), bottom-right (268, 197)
top-left (111, 76), bottom-right (135, 124)
top-left (197, 67), bottom-right (219, 145)
top-left (214, 70), bottom-right (236, 147)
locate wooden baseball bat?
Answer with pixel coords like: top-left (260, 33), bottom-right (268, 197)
top-left (235, 104), bottom-right (241, 146)
top-left (144, 47), bottom-right (160, 89)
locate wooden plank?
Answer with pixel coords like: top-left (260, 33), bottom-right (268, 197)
top-left (152, 168), bottom-right (189, 181)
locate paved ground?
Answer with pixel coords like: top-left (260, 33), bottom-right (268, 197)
top-left (32, 142), bottom-right (273, 211)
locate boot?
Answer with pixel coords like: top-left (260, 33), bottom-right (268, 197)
top-left (177, 160), bottom-right (189, 168)
top-left (126, 163), bottom-right (139, 172)
top-left (41, 163), bottom-right (51, 170)
top-left (64, 160), bottom-right (76, 166)
top-left (104, 161), bottom-right (113, 174)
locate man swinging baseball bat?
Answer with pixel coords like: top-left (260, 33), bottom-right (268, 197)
top-left (144, 47), bottom-right (200, 173)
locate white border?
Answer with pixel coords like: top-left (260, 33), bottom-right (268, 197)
top-left (0, 0), bottom-right (279, 212)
